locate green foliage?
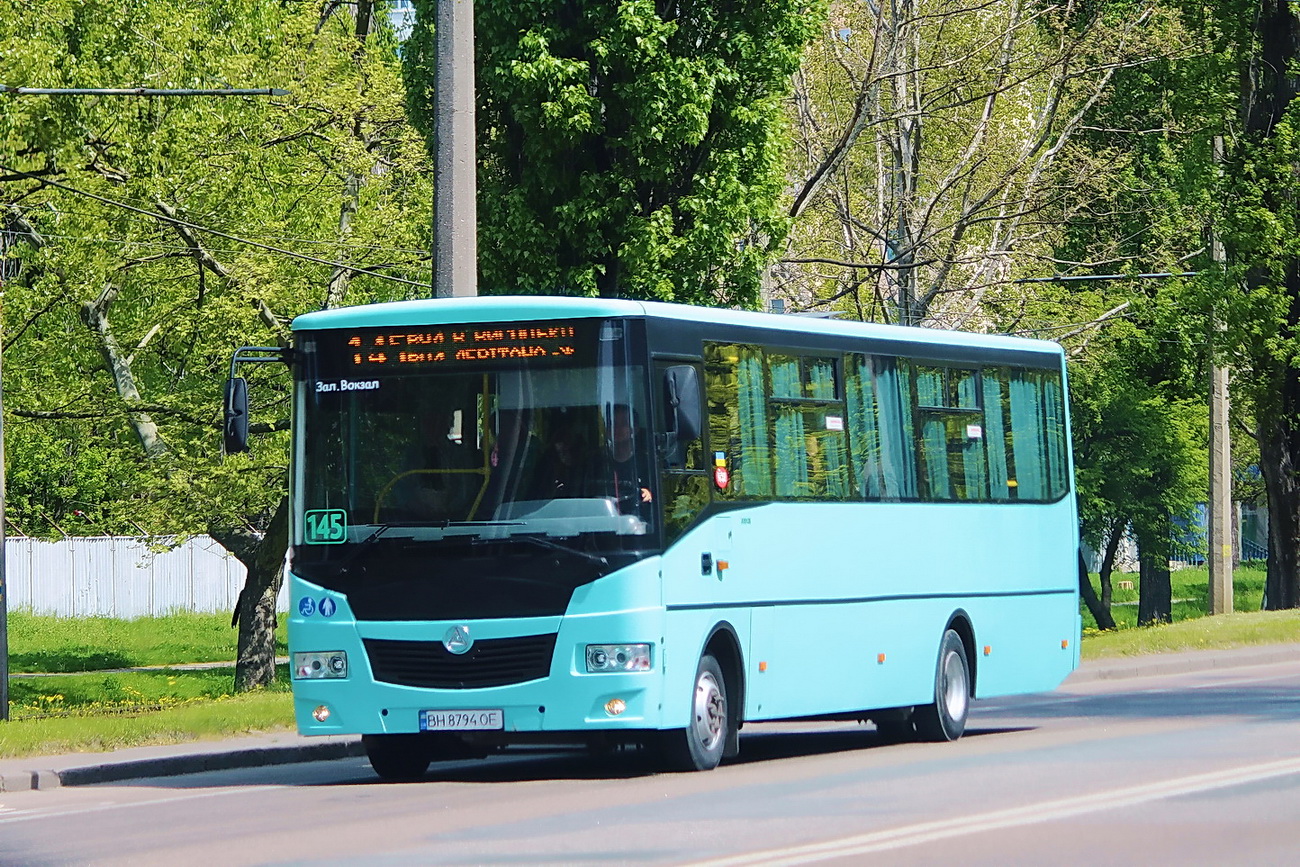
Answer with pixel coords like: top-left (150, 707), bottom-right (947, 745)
top-left (1071, 308), bottom-right (1208, 559)
top-left (0, 0), bottom-right (432, 539)
top-left (784, 1), bottom-right (1175, 324)
top-left (405, 0), bottom-right (822, 304)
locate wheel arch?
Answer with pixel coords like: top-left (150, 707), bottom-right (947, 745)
top-left (945, 610), bottom-right (976, 697)
top-left (702, 621), bottom-right (745, 757)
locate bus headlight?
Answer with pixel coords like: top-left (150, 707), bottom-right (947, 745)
top-left (294, 651), bottom-right (348, 679)
top-left (586, 644), bottom-right (651, 673)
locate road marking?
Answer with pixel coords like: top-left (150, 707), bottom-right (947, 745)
top-left (975, 668), bottom-right (1300, 713)
top-left (0, 784), bottom-right (284, 825)
top-left (688, 755), bottom-right (1300, 866)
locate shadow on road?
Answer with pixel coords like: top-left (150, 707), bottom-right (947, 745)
top-left (1008, 679), bottom-right (1300, 723)
top-left (94, 722), bottom-right (1033, 791)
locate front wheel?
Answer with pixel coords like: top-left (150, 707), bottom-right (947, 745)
top-left (659, 653), bottom-right (729, 771)
top-left (913, 629), bottom-right (971, 743)
top-left (363, 733), bottom-right (432, 781)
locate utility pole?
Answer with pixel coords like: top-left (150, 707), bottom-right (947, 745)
top-left (1208, 135), bottom-right (1234, 615)
top-left (0, 306), bottom-right (6, 720)
top-left (432, 0), bottom-right (477, 298)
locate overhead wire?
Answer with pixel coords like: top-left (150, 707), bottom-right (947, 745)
top-left (26, 216), bottom-right (434, 256)
top-left (0, 163), bottom-right (432, 289)
top-left (19, 230), bottom-right (432, 263)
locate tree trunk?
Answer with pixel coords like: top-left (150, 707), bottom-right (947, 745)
top-left (1241, 1), bottom-right (1300, 611)
top-left (1079, 549), bottom-right (1116, 630)
top-left (211, 496), bottom-right (290, 691)
top-left (1257, 392), bottom-right (1300, 609)
top-left (1098, 519), bottom-right (1124, 612)
top-left (1137, 532), bottom-right (1172, 626)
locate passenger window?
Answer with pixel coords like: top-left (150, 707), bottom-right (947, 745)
top-left (915, 365), bottom-right (986, 501)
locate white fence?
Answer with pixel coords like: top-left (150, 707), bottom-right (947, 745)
top-left (4, 536), bottom-right (288, 618)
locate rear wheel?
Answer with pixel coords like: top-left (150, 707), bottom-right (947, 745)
top-left (914, 629), bottom-right (970, 742)
top-left (363, 733), bottom-right (432, 781)
top-left (659, 653), bottom-right (729, 771)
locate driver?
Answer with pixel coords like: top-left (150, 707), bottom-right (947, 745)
top-left (609, 404), bottom-right (652, 507)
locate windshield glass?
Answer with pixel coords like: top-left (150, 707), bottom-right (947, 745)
top-left (291, 318), bottom-right (655, 570)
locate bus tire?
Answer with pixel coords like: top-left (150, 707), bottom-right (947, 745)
top-left (914, 629), bottom-right (970, 743)
top-left (363, 733), bottom-right (432, 781)
top-left (660, 653), bottom-right (729, 772)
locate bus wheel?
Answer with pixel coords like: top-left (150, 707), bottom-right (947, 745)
top-left (363, 733), bottom-right (431, 781)
top-left (914, 629), bottom-right (970, 743)
top-left (660, 653), bottom-right (729, 771)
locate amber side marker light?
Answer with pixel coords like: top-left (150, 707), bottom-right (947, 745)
top-left (876, 653), bottom-right (886, 664)
top-left (983, 646), bottom-right (992, 656)
top-left (1062, 640), bottom-right (1070, 649)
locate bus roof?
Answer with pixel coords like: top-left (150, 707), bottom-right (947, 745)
top-left (291, 296), bottom-right (1061, 358)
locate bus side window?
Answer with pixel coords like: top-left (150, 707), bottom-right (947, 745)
top-left (1005, 368), bottom-right (1070, 501)
top-left (915, 365), bottom-right (987, 501)
top-left (705, 343), bottom-right (769, 499)
top-left (848, 355), bottom-right (919, 500)
top-left (983, 367), bottom-right (1014, 500)
top-left (659, 360), bottom-right (710, 544)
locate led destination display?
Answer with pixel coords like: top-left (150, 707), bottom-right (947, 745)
top-left (315, 322), bottom-right (587, 371)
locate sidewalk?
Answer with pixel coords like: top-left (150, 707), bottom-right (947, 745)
top-left (0, 731), bottom-right (363, 792)
top-left (2, 642), bottom-right (1297, 792)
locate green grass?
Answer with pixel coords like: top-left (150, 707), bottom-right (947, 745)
top-left (6, 611), bottom-right (288, 672)
top-left (1080, 563), bottom-right (1300, 658)
top-left (0, 690), bottom-right (294, 758)
top-left (2, 613), bottom-right (296, 759)
top-left (1083, 609), bottom-right (1300, 658)
top-left (7, 666), bottom-right (291, 720)
top-left (1, 666), bottom-right (295, 758)
top-left (1083, 564), bottom-right (1268, 631)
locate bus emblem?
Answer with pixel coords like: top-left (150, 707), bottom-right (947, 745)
top-left (443, 625), bottom-right (473, 655)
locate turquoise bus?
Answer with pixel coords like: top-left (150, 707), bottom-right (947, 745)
top-left (228, 296), bottom-right (1079, 778)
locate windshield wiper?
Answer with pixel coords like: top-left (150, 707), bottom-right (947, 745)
top-left (473, 533), bottom-right (609, 567)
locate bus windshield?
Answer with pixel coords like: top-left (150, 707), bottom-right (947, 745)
top-left (291, 319), bottom-right (654, 570)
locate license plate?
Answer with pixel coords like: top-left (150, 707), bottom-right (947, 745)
top-left (419, 709), bottom-right (504, 731)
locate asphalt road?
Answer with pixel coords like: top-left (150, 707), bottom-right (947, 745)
top-left (2, 658), bottom-right (1298, 866)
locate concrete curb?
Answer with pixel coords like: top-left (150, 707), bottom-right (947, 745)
top-left (2, 644), bottom-right (1297, 792)
top-left (1066, 642), bottom-right (1300, 684)
top-left (0, 737), bottom-right (364, 792)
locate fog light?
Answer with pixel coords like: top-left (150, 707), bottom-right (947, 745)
top-left (586, 644), bottom-right (652, 673)
top-left (293, 651), bottom-right (348, 679)
top-left (312, 704), bottom-right (331, 722)
top-left (605, 698), bottom-right (627, 716)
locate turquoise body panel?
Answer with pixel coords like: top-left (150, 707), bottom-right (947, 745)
top-left (291, 557), bottom-right (668, 736)
top-left (288, 296), bottom-right (1080, 741)
top-left (656, 498), bottom-right (1078, 726)
top-left (292, 496), bottom-right (1079, 737)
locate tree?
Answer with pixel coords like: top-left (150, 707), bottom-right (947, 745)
top-left (0, 0), bottom-right (432, 687)
top-left (1213, 1), bottom-right (1300, 610)
top-left (781, 0), bottom-right (1177, 325)
top-left (404, 0), bottom-right (823, 305)
top-left (1069, 308), bottom-right (1206, 627)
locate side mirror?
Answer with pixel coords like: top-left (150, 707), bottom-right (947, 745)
top-left (664, 364), bottom-right (702, 443)
top-left (223, 377), bottom-right (250, 454)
